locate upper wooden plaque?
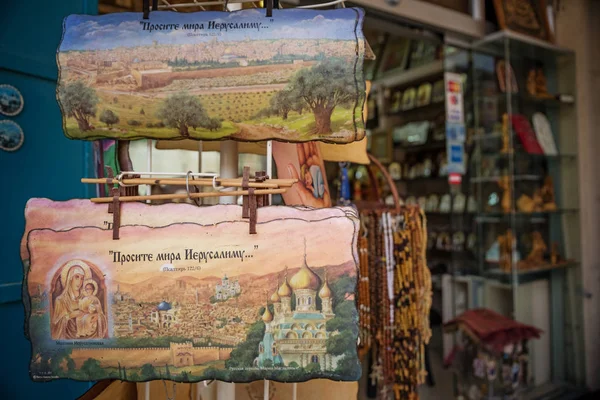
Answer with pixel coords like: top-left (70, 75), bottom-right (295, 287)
top-left (57, 9), bottom-right (366, 143)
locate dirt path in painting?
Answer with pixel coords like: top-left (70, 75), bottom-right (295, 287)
top-left (232, 123), bottom-right (302, 141)
top-left (97, 83), bottom-right (287, 98)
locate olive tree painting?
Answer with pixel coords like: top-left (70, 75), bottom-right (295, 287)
top-left (56, 9), bottom-right (366, 143)
top-left (23, 201), bottom-right (361, 383)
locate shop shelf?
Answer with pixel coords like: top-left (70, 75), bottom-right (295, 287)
top-left (372, 60), bottom-right (444, 90)
top-left (396, 141), bottom-right (446, 152)
top-left (470, 174), bottom-right (543, 183)
top-left (484, 261), bottom-right (580, 284)
top-left (474, 209), bottom-right (580, 223)
top-left (476, 152), bottom-right (578, 161)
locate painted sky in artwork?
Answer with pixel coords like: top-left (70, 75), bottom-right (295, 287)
top-left (60, 8), bottom-right (364, 51)
top-left (27, 216), bottom-right (357, 286)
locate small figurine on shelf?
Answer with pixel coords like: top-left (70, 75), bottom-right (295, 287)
top-left (525, 231), bottom-right (547, 267)
top-left (501, 113), bottom-right (512, 154)
top-left (540, 176), bottom-right (558, 211)
top-left (551, 242), bottom-right (561, 265)
top-left (526, 69), bottom-right (537, 97)
top-left (535, 68), bottom-right (554, 99)
top-left (498, 175), bottom-right (512, 213)
top-left (499, 229), bottom-right (515, 272)
top-left (532, 189), bottom-right (545, 212)
top-left (517, 194), bottom-right (535, 213)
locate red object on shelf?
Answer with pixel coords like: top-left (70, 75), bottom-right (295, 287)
top-left (444, 308), bottom-right (543, 352)
top-left (511, 114), bottom-right (544, 154)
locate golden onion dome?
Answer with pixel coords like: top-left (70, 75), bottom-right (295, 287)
top-left (262, 306), bottom-right (273, 322)
top-left (318, 280), bottom-right (332, 299)
top-left (277, 277), bottom-right (292, 297)
top-left (289, 263), bottom-right (321, 291)
top-left (270, 291), bottom-right (281, 303)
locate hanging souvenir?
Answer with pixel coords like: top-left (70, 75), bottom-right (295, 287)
top-left (502, 364), bottom-right (512, 386)
top-left (511, 362), bottom-right (520, 389)
top-left (416, 82), bottom-right (432, 107)
top-left (438, 151), bottom-right (449, 176)
top-left (408, 164), bottom-right (419, 179)
top-left (467, 195), bottom-right (477, 213)
top-left (0, 84), bottom-right (24, 116)
top-left (428, 231), bottom-right (437, 250)
top-left (468, 384), bottom-right (482, 400)
top-left (422, 157), bottom-right (433, 177)
top-left (339, 163), bottom-right (351, 205)
top-left (531, 112), bottom-right (558, 155)
top-left (393, 121), bottom-right (429, 146)
top-left (56, 9), bottom-right (366, 144)
top-left (511, 114), bottom-right (544, 154)
top-left (496, 60), bottom-right (518, 93)
top-left (426, 194), bottom-right (439, 213)
top-left (388, 162), bottom-right (402, 181)
top-left (452, 193), bottom-right (466, 214)
top-left (486, 359), bottom-right (498, 382)
top-left (23, 201), bottom-right (361, 383)
top-left (472, 356), bottom-right (486, 379)
top-left (452, 232), bottom-right (465, 252)
top-left (436, 232), bottom-right (451, 251)
top-left (390, 91), bottom-right (402, 113)
top-left (401, 87), bottom-right (416, 110)
top-left (466, 233), bottom-right (477, 252)
top-left (0, 119), bottom-right (25, 152)
top-left (439, 194), bottom-right (451, 213)
top-left (273, 142), bottom-right (331, 207)
top-left (432, 79), bottom-right (445, 103)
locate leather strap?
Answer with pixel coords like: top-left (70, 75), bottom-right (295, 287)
top-left (248, 188), bottom-right (257, 234)
top-left (241, 166), bottom-right (250, 218)
top-left (111, 187), bottom-right (121, 240)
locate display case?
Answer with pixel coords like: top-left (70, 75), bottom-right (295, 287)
top-left (464, 30), bottom-right (585, 395)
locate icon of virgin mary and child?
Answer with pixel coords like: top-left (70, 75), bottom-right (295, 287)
top-left (51, 260), bottom-right (108, 339)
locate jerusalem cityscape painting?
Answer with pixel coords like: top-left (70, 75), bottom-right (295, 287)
top-left (56, 9), bottom-right (366, 143)
top-left (24, 202), bottom-right (361, 382)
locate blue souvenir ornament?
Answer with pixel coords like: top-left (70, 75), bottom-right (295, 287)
top-left (339, 162), bottom-right (351, 205)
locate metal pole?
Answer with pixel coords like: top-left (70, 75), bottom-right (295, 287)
top-left (219, 140), bottom-right (239, 205)
top-left (146, 139), bottom-right (153, 201)
top-left (267, 140), bottom-right (273, 203)
top-left (264, 379), bottom-right (269, 400)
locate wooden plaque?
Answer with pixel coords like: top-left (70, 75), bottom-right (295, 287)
top-left (493, 0), bottom-right (553, 42)
top-left (23, 201), bottom-right (360, 383)
top-left (57, 9), bottom-right (366, 143)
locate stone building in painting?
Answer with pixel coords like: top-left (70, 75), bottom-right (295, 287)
top-left (215, 274), bottom-right (241, 301)
top-left (150, 301), bottom-right (180, 329)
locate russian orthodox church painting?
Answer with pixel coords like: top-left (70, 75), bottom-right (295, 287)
top-left (23, 201), bottom-right (360, 382)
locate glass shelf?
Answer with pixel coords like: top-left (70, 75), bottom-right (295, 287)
top-left (484, 261), bottom-right (580, 284)
top-left (386, 102), bottom-right (444, 117)
top-left (400, 176), bottom-right (448, 183)
top-left (477, 93), bottom-right (574, 107)
top-left (476, 152), bottom-right (578, 161)
top-left (475, 209), bottom-right (580, 223)
top-left (472, 30), bottom-right (574, 63)
top-left (426, 212), bottom-right (476, 217)
top-left (471, 174), bottom-right (543, 183)
top-left (397, 141), bottom-right (446, 152)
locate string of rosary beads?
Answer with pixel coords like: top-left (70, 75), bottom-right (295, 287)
top-left (358, 235), bottom-right (371, 352)
top-left (357, 208), bottom-right (432, 399)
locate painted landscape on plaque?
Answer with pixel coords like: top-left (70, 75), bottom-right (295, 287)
top-left (25, 208), bottom-right (360, 382)
top-left (57, 9), bottom-right (366, 143)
